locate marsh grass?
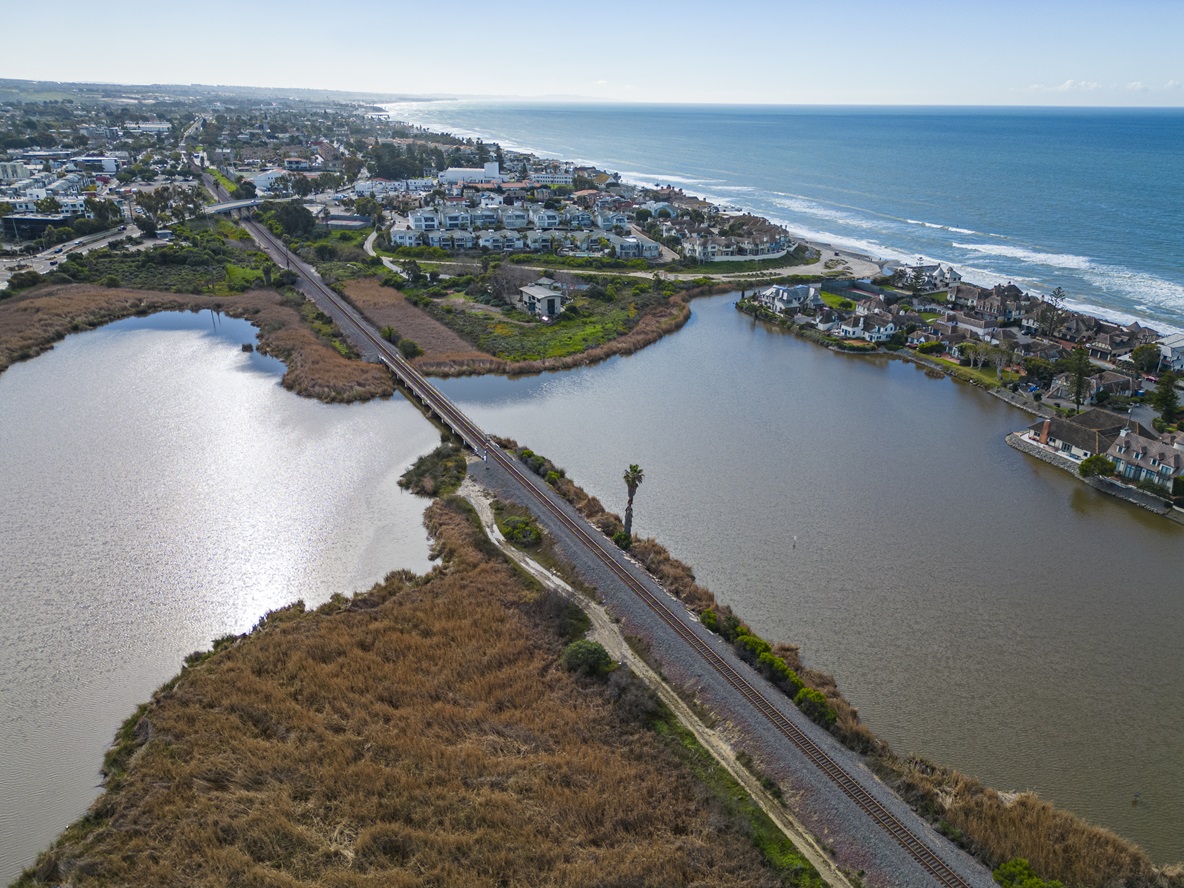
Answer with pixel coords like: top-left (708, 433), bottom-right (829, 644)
top-left (0, 283), bottom-right (393, 402)
top-left (16, 499), bottom-right (798, 888)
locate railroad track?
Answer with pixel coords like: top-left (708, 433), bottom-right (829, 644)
top-left (237, 202), bottom-right (973, 888)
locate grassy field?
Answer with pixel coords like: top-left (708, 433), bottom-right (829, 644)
top-left (14, 497), bottom-right (803, 888)
top-left (920, 354), bottom-right (1020, 386)
top-left (672, 251), bottom-right (815, 276)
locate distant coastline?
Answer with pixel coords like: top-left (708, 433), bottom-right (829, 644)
top-left (382, 101), bottom-right (1184, 336)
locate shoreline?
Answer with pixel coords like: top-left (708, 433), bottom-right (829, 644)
top-left (383, 101), bottom-right (1184, 337)
top-left (0, 283), bottom-right (394, 402)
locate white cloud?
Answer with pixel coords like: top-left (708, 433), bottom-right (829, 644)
top-left (594, 79), bottom-right (609, 85)
top-left (1126, 81), bottom-right (1149, 92)
top-left (1166, 79), bottom-right (1183, 89)
top-left (1029, 79), bottom-right (1102, 93)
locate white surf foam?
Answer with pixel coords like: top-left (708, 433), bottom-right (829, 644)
top-left (953, 242), bottom-right (1094, 271)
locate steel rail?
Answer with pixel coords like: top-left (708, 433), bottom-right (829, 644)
top-left (236, 197), bottom-right (972, 888)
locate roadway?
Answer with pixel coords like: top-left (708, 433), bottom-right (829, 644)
top-left (198, 162), bottom-right (992, 886)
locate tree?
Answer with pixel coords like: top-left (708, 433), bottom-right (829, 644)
top-left (622, 464), bottom-right (644, 538)
top-left (291, 176), bottom-right (314, 198)
top-left (1131, 343), bottom-right (1161, 374)
top-left (34, 196), bottom-right (61, 214)
top-left (342, 153), bottom-right (363, 182)
top-left (270, 201), bottom-right (315, 237)
top-left (488, 263), bottom-right (535, 304)
top-left (1079, 454), bottom-right (1115, 478)
top-left (1066, 346), bottom-right (1092, 412)
top-left (1152, 371), bottom-right (1179, 424)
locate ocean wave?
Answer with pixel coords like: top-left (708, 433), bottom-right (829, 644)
top-left (952, 242), bottom-right (1094, 271)
top-left (905, 219), bottom-right (987, 237)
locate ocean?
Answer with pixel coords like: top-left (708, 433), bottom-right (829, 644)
top-left (383, 102), bottom-right (1184, 334)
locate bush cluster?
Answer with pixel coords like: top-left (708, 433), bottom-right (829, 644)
top-left (699, 609), bottom-right (831, 727)
top-left (500, 515), bottom-right (542, 547)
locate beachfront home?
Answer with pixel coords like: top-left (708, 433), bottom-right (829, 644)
top-left (390, 228), bottom-right (423, 248)
top-left (1107, 430), bottom-right (1184, 490)
top-left (894, 263), bottom-right (962, 293)
top-left (1157, 332), bottom-right (1184, 372)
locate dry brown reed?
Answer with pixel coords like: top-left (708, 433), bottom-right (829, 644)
top-left (17, 498), bottom-right (786, 888)
top-left (0, 284), bottom-right (393, 403)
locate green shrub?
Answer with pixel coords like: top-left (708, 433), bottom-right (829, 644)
top-left (757, 652), bottom-right (804, 696)
top-left (734, 632), bottom-right (772, 664)
top-left (700, 609), bottom-right (718, 632)
top-left (794, 687), bottom-right (836, 727)
top-left (717, 612), bottom-right (744, 643)
top-left (562, 639), bottom-right (613, 678)
top-left (500, 515), bottom-right (542, 547)
top-left (993, 858), bottom-right (1063, 888)
top-left (612, 529), bottom-right (632, 550)
top-left (398, 338), bottom-right (423, 359)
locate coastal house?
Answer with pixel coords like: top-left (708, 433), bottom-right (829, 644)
top-left (1157, 332), bottom-right (1184, 373)
top-left (1047, 371), bottom-right (1136, 404)
top-left (441, 207), bottom-right (471, 230)
top-left (862, 311), bottom-right (897, 343)
top-left (389, 228), bottom-right (423, 248)
top-left (1107, 430), bottom-right (1184, 490)
top-left (894, 263), bottom-right (962, 293)
top-left (814, 311), bottom-right (841, 333)
top-left (948, 283), bottom-right (984, 312)
top-left (409, 208), bottom-right (441, 231)
top-left (755, 284), bottom-right (819, 315)
top-left (516, 281), bottom-right (566, 319)
top-left (1025, 416), bottom-right (1120, 462)
top-left (499, 206), bottom-right (529, 229)
top-left (529, 205), bottom-right (562, 229)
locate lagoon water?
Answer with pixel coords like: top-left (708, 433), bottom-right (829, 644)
top-left (387, 101), bottom-right (1184, 333)
top-left (2, 299), bottom-right (1183, 877)
top-left (0, 312), bottom-right (439, 883)
top-left (438, 294), bottom-right (1184, 863)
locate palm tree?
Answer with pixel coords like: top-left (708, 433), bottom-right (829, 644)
top-left (623, 464), bottom-right (644, 538)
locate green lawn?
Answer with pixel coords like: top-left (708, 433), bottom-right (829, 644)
top-left (919, 354), bottom-right (1020, 387)
top-left (820, 292), bottom-right (855, 310)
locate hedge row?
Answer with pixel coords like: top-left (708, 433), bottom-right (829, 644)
top-left (701, 608), bottom-right (835, 728)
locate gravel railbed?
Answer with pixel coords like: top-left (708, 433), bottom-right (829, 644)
top-left (474, 454), bottom-right (995, 888)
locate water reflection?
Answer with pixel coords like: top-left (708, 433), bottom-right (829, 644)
top-left (0, 311), bottom-right (438, 882)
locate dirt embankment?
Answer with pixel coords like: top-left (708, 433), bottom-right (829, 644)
top-left (0, 284), bottom-right (392, 403)
top-left (16, 497), bottom-right (793, 888)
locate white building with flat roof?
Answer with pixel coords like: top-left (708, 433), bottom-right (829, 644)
top-left (438, 161), bottom-right (501, 185)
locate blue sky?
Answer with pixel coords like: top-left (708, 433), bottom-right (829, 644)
top-left (5, 0), bottom-right (1183, 106)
